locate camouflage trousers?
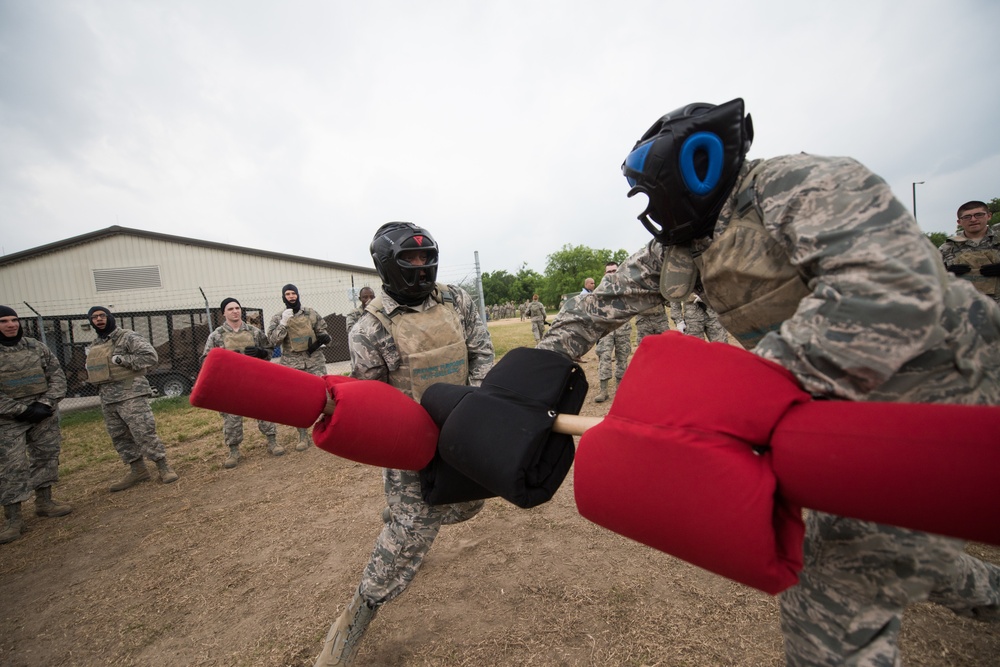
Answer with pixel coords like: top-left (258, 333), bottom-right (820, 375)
top-left (531, 319), bottom-right (545, 342)
top-left (682, 301), bottom-right (728, 343)
top-left (596, 326), bottom-right (632, 382)
top-left (221, 412), bottom-right (276, 446)
top-left (278, 350), bottom-right (327, 376)
top-left (780, 512), bottom-right (1000, 666)
top-left (635, 312), bottom-right (670, 348)
top-left (359, 467), bottom-right (484, 606)
top-left (101, 396), bottom-right (168, 464)
top-left (0, 413), bottom-right (62, 505)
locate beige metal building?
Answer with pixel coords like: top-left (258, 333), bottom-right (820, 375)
top-left (0, 226), bottom-right (379, 396)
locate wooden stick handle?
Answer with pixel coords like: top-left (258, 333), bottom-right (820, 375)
top-left (553, 414), bottom-right (603, 436)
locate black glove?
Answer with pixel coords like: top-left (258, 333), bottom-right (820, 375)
top-left (243, 346), bottom-right (270, 360)
top-left (946, 264), bottom-right (972, 276)
top-left (979, 262), bottom-right (1000, 277)
top-left (111, 354), bottom-right (128, 366)
top-left (15, 402), bottom-right (53, 424)
top-left (307, 334), bottom-right (331, 355)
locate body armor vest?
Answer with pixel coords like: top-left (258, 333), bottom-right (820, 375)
top-left (951, 243), bottom-right (1000, 296)
top-left (86, 336), bottom-right (140, 385)
top-left (285, 311), bottom-right (318, 352)
top-left (221, 327), bottom-right (255, 351)
top-left (693, 164), bottom-right (810, 350)
top-left (366, 285), bottom-right (468, 401)
top-left (1, 342), bottom-right (49, 398)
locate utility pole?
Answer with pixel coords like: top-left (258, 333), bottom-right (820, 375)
top-left (912, 181), bottom-right (925, 223)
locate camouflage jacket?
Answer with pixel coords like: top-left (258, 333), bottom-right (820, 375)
top-left (525, 301), bottom-right (547, 322)
top-left (0, 337), bottom-right (67, 418)
top-left (939, 225), bottom-right (1000, 265)
top-left (88, 328), bottom-right (158, 404)
top-left (202, 321), bottom-right (271, 361)
top-left (266, 306), bottom-right (328, 356)
top-left (540, 154), bottom-right (1000, 404)
top-left (350, 285), bottom-right (494, 392)
top-left (345, 306), bottom-right (365, 335)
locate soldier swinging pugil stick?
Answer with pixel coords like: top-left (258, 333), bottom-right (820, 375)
top-left (192, 336), bottom-right (1000, 594)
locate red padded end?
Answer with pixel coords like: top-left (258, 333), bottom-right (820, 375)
top-left (190, 348), bottom-right (327, 428)
top-left (575, 419), bottom-right (803, 595)
top-left (773, 401), bottom-right (1000, 546)
top-left (312, 376), bottom-right (438, 470)
top-left (573, 333), bottom-right (810, 595)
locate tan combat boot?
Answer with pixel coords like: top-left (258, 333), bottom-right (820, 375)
top-left (267, 434), bottom-right (284, 456)
top-left (296, 427), bottom-right (311, 452)
top-left (110, 460), bottom-right (151, 492)
top-left (0, 503), bottom-right (23, 545)
top-left (593, 379), bottom-right (610, 403)
top-left (223, 445), bottom-right (240, 469)
top-left (314, 587), bottom-right (380, 666)
top-left (34, 486), bottom-right (72, 517)
top-left (156, 459), bottom-right (179, 484)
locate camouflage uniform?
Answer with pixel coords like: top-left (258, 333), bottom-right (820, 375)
top-left (267, 306), bottom-right (329, 376)
top-left (0, 337), bottom-right (67, 506)
top-left (345, 306), bottom-right (366, 336)
top-left (87, 328), bottom-right (170, 465)
top-left (939, 225), bottom-right (1000, 304)
top-left (539, 154), bottom-right (1000, 666)
top-left (350, 284), bottom-right (494, 606)
top-left (595, 321), bottom-right (631, 383)
top-left (202, 322), bottom-right (277, 445)
top-left (525, 300), bottom-right (547, 342)
top-left (634, 304), bottom-right (670, 348)
top-left (680, 294), bottom-right (728, 343)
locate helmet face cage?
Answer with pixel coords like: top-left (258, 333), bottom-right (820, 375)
top-left (621, 98), bottom-right (753, 246)
top-left (370, 222), bottom-right (440, 301)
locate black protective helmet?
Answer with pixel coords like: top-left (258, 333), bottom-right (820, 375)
top-left (621, 98), bottom-right (753, 246)
top-left (370, 222), bottom-right (440, 304)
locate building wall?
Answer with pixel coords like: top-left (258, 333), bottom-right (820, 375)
top-left (0, 233), bottom-right (379, 319)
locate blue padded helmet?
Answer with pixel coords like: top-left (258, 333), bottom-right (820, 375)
top-left (621, 98), bottom-right (753, 246)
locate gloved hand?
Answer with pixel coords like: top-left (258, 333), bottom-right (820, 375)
top-left (280, 308), bottom-right (294, 325)
top-left (15, 402), bottom-right (53, 424)
top-left (243, 346), bottom-right (271, 360)
top-left (307, 334), bottom-right (331, 355)
top-left (677, 321), bottom-right (687, 333)
top-left (111, 355), bottom-right (127, 367)
top-left (946, 264), bottom-right (972, 276)
top-left (979, 262), bottom-right (1000, 277)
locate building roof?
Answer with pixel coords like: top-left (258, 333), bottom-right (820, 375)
top-left (0, 225), bottom-right (375, 274)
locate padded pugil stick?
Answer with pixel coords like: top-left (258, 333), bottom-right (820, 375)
top-left (190, 348), bottom-right (437, 469)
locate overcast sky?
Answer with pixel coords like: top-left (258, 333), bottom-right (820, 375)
top-left (2, 0), bottom-right (998, 285)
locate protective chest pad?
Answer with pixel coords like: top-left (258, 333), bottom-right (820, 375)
top-left (420, 347), bottom-right (588, 508)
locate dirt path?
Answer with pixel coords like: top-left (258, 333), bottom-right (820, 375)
top-left (1, 344), bottom-right (998, 666)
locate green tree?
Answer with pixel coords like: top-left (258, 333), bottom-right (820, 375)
top-left (925, 231), bottom-right (948, 248)
top-left (540, 244), bottom-right (631, 306)
top-left (482, 263), bottom-right (543, 306)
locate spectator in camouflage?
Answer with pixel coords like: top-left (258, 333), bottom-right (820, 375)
top-left (539, 98), bottom-right (1000, 665)
top-left (85, 306), bottom-right (178, 492)
top-left (592, 262), bottom-right (631, 403)
top-left (202, 297), bottom-right (280, 468)
top-left (634, 303), bottom-right (670, 347)
top-left (0, 306), bottom-right (72, 545)
top-left (266, 284), bottom-right (331, 449)
top-left (525, 294), bottom-right (547, 342)
top-left (314, 222), bottom-right (494, 666)
top-left (939, 200), bottom-right (1000, 304)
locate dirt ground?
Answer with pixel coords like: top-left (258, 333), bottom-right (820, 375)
top-left (2, 321), bottom-right (999, 666)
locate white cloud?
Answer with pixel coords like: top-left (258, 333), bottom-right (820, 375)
top-left (1, 0), bottom-right (998, 271)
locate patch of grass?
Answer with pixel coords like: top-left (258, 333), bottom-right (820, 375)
top-left (486, 320), bottom-right (537, 358)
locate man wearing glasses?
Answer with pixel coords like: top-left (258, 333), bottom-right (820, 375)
top-left (940, 200), bottom-right (1000, 303)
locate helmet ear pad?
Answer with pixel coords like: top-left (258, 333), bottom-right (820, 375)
top-left (370, 222), bottom-right (440, 304)
top-left (622, 98), bottom-right (753, 246)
